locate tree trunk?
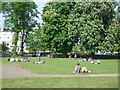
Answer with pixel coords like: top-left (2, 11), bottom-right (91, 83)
top-left (20, 29), bottom-right (25, 56)
top-left (90, 52), bottom-right (95, 59)
top-left (14, 32), bottom-right (19, 55)
top-left (63, 53), bottom-right (67, 58)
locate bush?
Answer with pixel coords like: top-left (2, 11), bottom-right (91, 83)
top-left (105, 53), bottom-right (118, 55)
top-left (11, 54), bottom-right (18, 58)
top-left (51, 53), bottom-right (65, 58)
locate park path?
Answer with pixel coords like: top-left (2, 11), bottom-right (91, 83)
top-left (1, 64), bottom-right (120, 79)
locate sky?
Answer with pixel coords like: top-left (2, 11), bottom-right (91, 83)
top-left (33, 0), bottom-right (49, 23)
top-left (0, 0), bottom-right (49, 30)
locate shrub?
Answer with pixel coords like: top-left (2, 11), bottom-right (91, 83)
top-left (11, 54), bottom-right (18, 58)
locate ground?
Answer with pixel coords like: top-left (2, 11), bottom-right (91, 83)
top-left (1, 57), bottom-right (120, 88)
top-left (1, 64), bottom-right (119, 79)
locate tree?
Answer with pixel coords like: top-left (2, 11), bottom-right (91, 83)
top-left (41, 2), bottom-right (116, 55)
top-left (68, 2), bottom-right (117, 54)
top-left (28, 2), bottom-right (118, 57)
top-left (0, 42), bottom-right (9, 53)
top-left (12, 33), bottom-right (19, 54)
top-left (116, 1), bottom-right (120, 22)
top-left (102, 19), bottom-right (120, 53)
top-left (41, 2), bottom-right (76, 56)
top-left (2, 1), bottom-right (39, 55)
top-left (26, 26), bottom-right (46, 51)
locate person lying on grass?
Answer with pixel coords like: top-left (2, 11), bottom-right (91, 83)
top-left (73, 63), bottom-right (92, 73)
top-left (8, 57), bottom-right (22, 62)
top-left (90, 59), bottom-right (100, 64)
top-left (79, 58), bottom-right (88, 61)
top-left (79, 57), bottom-right (92, 61)
top-left (8, 57), bottom-right (30, 62)
top-left (33, 60), bottom-right (45, 64)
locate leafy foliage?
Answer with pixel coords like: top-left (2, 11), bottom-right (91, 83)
top-left (0, 42), bottom-right (9, 52)
top-left (28, 2), bottom-right (119, 55)
top-left (68, 2), bottom-right (117, 53)
top-left (41, 2), bottom-right (76, 55)
top-left (102, 19), bottom-right (120, 52)
top-left (26, 27), bottom-right (46, 51)
top-left (2, 2), bottom-right (40, 55)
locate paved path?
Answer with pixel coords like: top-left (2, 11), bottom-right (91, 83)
top-left (1, 64), bottom-right (120, 79)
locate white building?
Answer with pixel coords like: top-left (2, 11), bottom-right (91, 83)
top-left (0, 29), bottom-right (28, 53)
top-left (0, 31), bottom-right (14, 52)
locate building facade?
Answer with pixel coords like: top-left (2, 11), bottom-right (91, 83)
top-left (0, 29), bottom-right (28, 53)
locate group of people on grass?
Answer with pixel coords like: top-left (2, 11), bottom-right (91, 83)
top-left (8, 53), bottom-right (46, 64)
top-left (72, 57), bottom-right (101, 73)
top-left (7, 53), bottom-right (101, 73)
top-left (8, 57), bottom-right (30, 62)
top-left (69, 54), bottom-right (101, 64)
top-left (80, 57), bottom-right (101, 64)
top-left (8, 57), bottom-right (46, 64)
top-left (68, 54), bottom-right (77, 59)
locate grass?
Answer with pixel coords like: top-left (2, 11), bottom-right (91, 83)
top-left (1, 57), bottom-right (119, 74)
top-left (1, 57), bottom-right (119, 88)
top-left (2, 76), bottom-right (118, 88)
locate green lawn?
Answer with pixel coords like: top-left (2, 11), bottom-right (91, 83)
top-left (2, 58), bottom-right (118, 74)
top-left (1, 57), bottom-right (119, 88)
top-left (1, 57), bottom-right (119, 74)
top-left (2, 77), bottom-right (118, 88)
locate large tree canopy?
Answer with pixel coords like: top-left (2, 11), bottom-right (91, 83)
top-left (42, 2), bottom-right (76, 56)
top-left (68, 2), bottom-right (117, 53)
top-left (102, 18), bottom-right (120, 53)
top-left (28, 1), bottom-right (119, 56)
top-left (2, 1), bottom-right (39, 55)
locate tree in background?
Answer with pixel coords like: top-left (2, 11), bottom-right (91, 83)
top-left (41, 2), bottom-right (117, 56)
top-left (0, 42), bottom-right (9, 53)
top-left (26, 26), bottom-right (46, 51)
top-left (67, 2), bottom-right (103, 54)
top-left (116, 1), bottom-right (120, 22)
top-left (68, 2), bottom-right (117, 54)
top-left (2, 1), bottom-right (39, 56)
top-left (102, 19), bottom-right (120, 53)
top-left (41, 2), bottom-right (76, 56)
top-left (96, 2), bottom-right (120, 54)
top-left (27, 1), bottom-right (119, 57)
top-left (12, 33), bottom-right (19, 54)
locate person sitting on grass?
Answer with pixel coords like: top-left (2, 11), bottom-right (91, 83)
top-left (73, 63), bottom-right (92, 73)
top-left (23, 57), bottom-right (30, 62)
top-left (74, 54), bottom-right (77, 59)
top-left (68, 54), bottom-right (72, 59)
top-left (25, 58), bottom-right (28, 61)
top-left (73, 63), bottom-right (81, 73)
top-left (88, 57), bottom-right (92, 61)
top-left (8, 58), bottom-right (10, 61)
